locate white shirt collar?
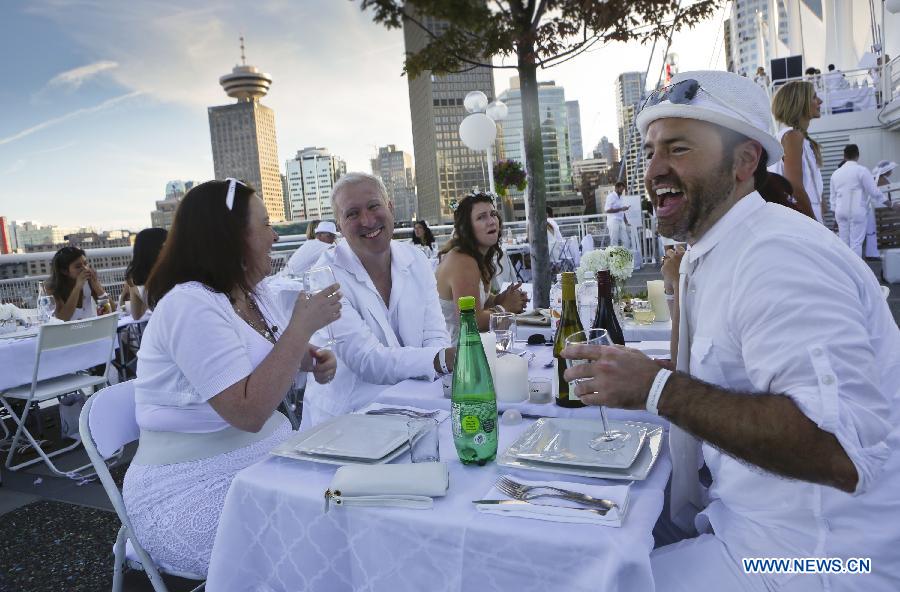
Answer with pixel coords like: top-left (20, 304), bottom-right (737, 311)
top-left (687, 191), bottom-right (766, 265)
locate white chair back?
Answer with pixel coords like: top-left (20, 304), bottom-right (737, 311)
top-left (38, 313), bottom-right (119, 351)
top-left (882, 285), bottom-right (891, 300)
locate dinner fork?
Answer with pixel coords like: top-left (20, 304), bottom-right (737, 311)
top-left (365, 408), bottom-right (440, 419)
top-left (494, 476), bottom-right (616, 510)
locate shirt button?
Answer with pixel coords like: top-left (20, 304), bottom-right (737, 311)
top-left (811, 347), bottom-right (824, 357)
top-left (822, 375), bottom-right (835, 385)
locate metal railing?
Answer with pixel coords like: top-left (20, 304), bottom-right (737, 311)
top-left (769, 65), bottom-right (884, 115)
top-left (1, 212), bottom-right (665, 306)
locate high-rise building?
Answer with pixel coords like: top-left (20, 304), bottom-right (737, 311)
top-left (403, 13), bottom-right (496, 224)
top-left (280, 174), bottom-right (292, 222)
top-left (593, 136), bottom-right (618, 164)
top-left (0, 216), bottom-right (11, 254)
top-left (497, 78), bottom-right (580, 218)
top-left (615, 72), bottom-right (647, 195)
top-left (284, 147), bottom-right (346, 222)
top-left (371, 145), bottom-right (418, 222)
top-left (208, 39), bottom-right (285, 222)
top-left (725, 0), bottom-right (789, 77)
top-left (151, 180), bottom-right (197, 230)
top-left (565, 100), bottom-right (584, 161)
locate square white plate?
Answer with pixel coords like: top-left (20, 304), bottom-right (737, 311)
top-left (498, 422), bottom-right (664, 481)
top-left (292, 414), bottom-right (410, 460)
top-left (270, 435), bottom-right (409, 466)
top-left (506, 417), bottom-right (647, 469)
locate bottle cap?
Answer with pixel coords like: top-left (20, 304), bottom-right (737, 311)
top-left (458, 296), bottom-right (476, 311)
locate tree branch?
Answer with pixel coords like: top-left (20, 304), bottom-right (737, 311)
top-left (531, 0), bottom-right (548, 30)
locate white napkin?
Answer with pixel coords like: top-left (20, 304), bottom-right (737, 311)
top-left (476, 476), bottom-right (629, 526)
top-left (630, 341), bottom-right (672, 360)
top-left (326, 462), bottom-right (449, 511)
top-left (355, 402), bottom-right (450, 424)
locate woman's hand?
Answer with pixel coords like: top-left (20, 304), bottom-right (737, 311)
top-left (309, 347), bottom-right (337, 384)
top-left (289, 283), bottom-right (342, 337)
top-left (660, 245), bottom-right (685, 295)
top-left (495, 282), bottom-right (528, 313)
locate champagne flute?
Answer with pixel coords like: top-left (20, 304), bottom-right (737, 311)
top-left (489, 311), bottom-right (516, 355)
top-left (303, 266), bottom-right (340, 347)
top-left (564, 328), bottom-right (632, 453)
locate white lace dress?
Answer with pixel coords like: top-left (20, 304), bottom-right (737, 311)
top-left (122, 282), bottom-right (296, 576)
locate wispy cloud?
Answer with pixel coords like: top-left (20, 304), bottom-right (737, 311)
top-left (47, 60), bottom-right (118, 90)
top-left (0, 160), bottom-right (27, 175)
top-left (0, 91), bottom-right (143, 146)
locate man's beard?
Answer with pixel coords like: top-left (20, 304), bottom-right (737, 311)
top-left (658, 157), bottom-right (736, 242)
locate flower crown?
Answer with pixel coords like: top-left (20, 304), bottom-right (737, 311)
top-left (449, 190), bottom-right (496, 213)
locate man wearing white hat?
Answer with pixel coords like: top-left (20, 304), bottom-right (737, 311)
top-left (830, 144), bottom-right (886, 258)
top-left (282, 220), bottom-right (338, 278)
top-left (561, 71), bottom-right (900, 591)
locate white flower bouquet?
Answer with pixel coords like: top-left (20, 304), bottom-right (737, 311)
top-left (606, 246), bottom-right (634, 282)
top-left (0, 303), bottom-right (28, 334)
top-left (576, 249), bottom-right (608, 283)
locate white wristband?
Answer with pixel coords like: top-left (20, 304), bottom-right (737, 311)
top-left (646, 368), bottom-right (673, 415)
top-left (438, 348), bottom-right (450, 375)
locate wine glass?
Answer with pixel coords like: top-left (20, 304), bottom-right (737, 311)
top-left (632, 299), bottom-right (656, 325)
top-left (303, 266), bottom-right (340, 347)
top-left (37, 293), bottom-right (56, 324)
top-left (489, 311), bottom-right (516, 355)
top-left (564, 328), bottom-right (632, 453)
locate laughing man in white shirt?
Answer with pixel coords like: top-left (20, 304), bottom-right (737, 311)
top-left (563, 71), bottom-right (900, 591)
top-left (301, 173), bottom-right (453, 429)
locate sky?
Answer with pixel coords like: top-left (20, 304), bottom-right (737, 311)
top-left (0, 0), bottom-right (727, 230)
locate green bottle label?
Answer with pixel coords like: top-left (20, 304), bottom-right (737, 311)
top-left (451, 399), bottom-right (498, 464)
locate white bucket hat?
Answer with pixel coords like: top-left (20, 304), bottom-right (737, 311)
top-left (872, 160), bottom-right (897, 178)
top-left (636, 70), bottom-right (784, 166)
top-left (315, 221), bottom-right (337, 235)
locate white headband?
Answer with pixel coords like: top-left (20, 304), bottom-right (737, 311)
top-left (224, 177), bottom-right (242, 210)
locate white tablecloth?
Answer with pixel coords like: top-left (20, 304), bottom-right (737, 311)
top-left (825, 86), bottom-right (877, 113)
top-left (0, 315), bottom-right (137, 391)
top-left (207, 407), bottom-right (671, 592)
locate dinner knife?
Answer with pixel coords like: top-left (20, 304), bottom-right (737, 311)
top-left (472, 499), bottom-right (611, 515)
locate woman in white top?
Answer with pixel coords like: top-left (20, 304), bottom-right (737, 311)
top-left (45, 246), bottom-right (108, 321)
top-left (770, 80), bottom-right (824, 222)
top-left (120, 227), bottom-right (167, 320)
top-left (435, 192), bottom-right (528, 341)
top-left (411, 219), bottom-right (436, 258)
top-left (122, 179), bottom-right (340, 576)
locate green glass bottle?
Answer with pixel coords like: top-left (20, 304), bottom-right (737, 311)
top-left (451, 296), bottom-right (498, 465)
top-left (554, 271), bottom-right (585, 408)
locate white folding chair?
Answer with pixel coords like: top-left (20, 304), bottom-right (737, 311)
top-left (80, 381), bottom-right (206, 592)
top-left (882, 285), bottom-right (891, 300)
top-left (0, 313), bottom-right (119, 476)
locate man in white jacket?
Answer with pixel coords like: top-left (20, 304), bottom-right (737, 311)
top-left (301, 173), bottom-right (453, 428)
top-left (830, 144), bottom-right (885, 258)
top-left (282, 221), bottom-right (337, 277)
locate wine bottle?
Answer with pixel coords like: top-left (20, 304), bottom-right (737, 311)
top-left (451, 296), bottom-right (498, 465)
top-left (553, 271), bottom-right (585, 408)
top-left (592, 269), bottom-right (625, 345)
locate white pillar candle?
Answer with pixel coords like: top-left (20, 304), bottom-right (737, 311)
top-left (646, 280), bottom-right (670, 323)
top-left (480, 331), bottom-right (497, 380)
top-left (494, 354), bottom-right (528, 402)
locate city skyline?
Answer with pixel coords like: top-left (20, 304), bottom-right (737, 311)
top-left (1, 0), bottom-right (727, 230)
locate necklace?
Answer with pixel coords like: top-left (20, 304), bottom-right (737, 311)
top-left (233, 292), bottom-right (277, 344)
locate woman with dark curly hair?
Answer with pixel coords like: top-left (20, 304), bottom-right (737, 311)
top-left (411, 219), bottom-right (436, 258)
top-left (45, 246), bottom-right (108, 321)
top-left (435, 192), bottom-right (528, 340)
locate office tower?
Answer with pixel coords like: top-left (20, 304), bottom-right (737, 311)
top-left (497, 78), bottom-right (579, 218)
top-left (371, 145), bottom-right (418, 222)
top-left (725, 0), bottom-right (790, 76)
top-left (151, 180), bottom-right (196, 230)
top-left (593, 136), bottom-right (618, 164)
top-left (615, 72), bottom-right (647, 195)
top-left (403, 13), bottom-right (495, 224)
top-left (280, 174), bottom-right (292, 222)
top-left (0, 217), bottom-right (11, 254)
top-left (565, 100), bottom-right (584, 161)
top-left (208, 39), bottom-right (285, 221)
top-left (284, 147), bottom-right (346, 221)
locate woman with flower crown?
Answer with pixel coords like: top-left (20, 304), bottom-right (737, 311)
top-left (435, 192), bottom-right (529, 341)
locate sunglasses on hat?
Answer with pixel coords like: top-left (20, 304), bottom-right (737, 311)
top-left (639, 78), bottom-right (755, 127)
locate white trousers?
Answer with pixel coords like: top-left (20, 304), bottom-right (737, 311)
top-left (607, 219), bottom-right (630, 248)
top-left (835, 198), bottom-right (868, 257)
top-left (864, 206), bottom-right (880, 258)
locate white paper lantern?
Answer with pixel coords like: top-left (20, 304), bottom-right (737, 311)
top-left (464, 90), bottom-right (489, 113)
top-left (458, 113), bottom-right (497, 151)
top-left (485, 100), bottom-right (508, 121)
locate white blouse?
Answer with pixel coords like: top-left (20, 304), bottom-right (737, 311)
top-left (68, 282), bottom-right (96, 321)
top-left (134, 281), bottom-right (293, 433)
